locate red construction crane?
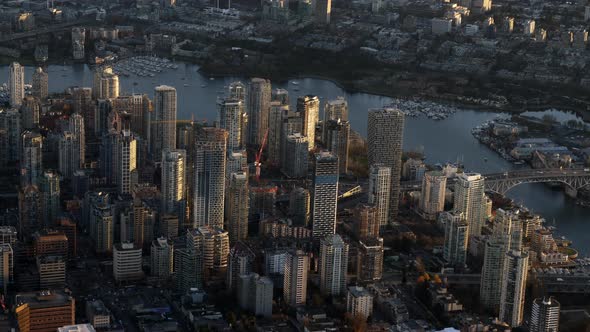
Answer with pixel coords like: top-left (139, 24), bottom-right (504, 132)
top-left (255, 129), bottom-right (269, 181)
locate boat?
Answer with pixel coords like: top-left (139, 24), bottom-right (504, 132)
top-left (184, 83), bottom-right (190, 87)
top-left (291, 81), bottom-right (299, 85)
top-left (209, 77), bottom-right (215, 81)
top-left (201, 84), bottom-right (207, 88)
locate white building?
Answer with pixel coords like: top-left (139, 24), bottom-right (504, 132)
top-left (432, 18), bottom-right (452, 34)
top-left (319, 234), bottom-right (348, 296)
top-left (151, 237), bottom-right (173, 280)
top-left (9, 62), bottom-right (24, 107)
top-left (113, 242), bottom-right (143, 282)
top-left (312, 151), bottom-right (339, 239)
top-left (347, 286), bottom-right (373, 320)
top-left (420, 171), bottom-right (446, 220)
top-left (283, 250), bottom-right (308, 307)
top-left (530, 297), bottom-right (560, 332)
top-left (296, 95), bottom-right (320, 150)
top-left (152, 85), bottom-right (177, 160)
top-left (453, 173), bottom-right (485, 236)
top-left (118, 130), bottom-right (137, 195)
top-left (499, 250), bottom-right (529, 327)
top-left (161, 149), bottom-right (187, 218)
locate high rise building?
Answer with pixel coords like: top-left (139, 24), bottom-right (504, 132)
top-left (0, 243), bottom-right (13, 295)
top-left (39, 170), bottom-right (61, 227)
top-left (72, 27), bottom-right (86, 60)
top-left (296, 95), bottom-right (320, 150)
top-left (69, 113), bottom-right (85, 169)
top-left (113, 242), bottom-right (143, 282)
top-left (499, 250), bottom-right (529, 327)
top-left (357, 237), bottom-right (384, 282)
top-left (283, 250), bottom-right (309, 307)
top-left (282, 133), bottom-right (308, 178)
top-left (280, 110), bottom-right (303, 170)
top-left (56, 217), bottom-right (77, 258)
top-left (9, 62), bottom-right (24, 107)
top-left (319, 234), bottom-right (348, 296)
top-left (420, 171), bottom-right (447, 220)
top-left (19, 185), bottom-right (42, 235)
top-left (272, 88), bottom-right (289, 104)
top-left (324, 119), bottom-right (350, 174)
top-left (151, 237), bottom-right (173, 280)
top-left (227, 242), bottom-right (256, 290)
top-left (193, 128), bottom-right (227, 228)
top-left (442, 211), bottom-right (469, 266)
top-left (93, 66), bottom-right (119, 99)
top-left (228, 81), bottom-right (246, 101)
top-left (225, 172), bottom-right (249, 244)
top-left (32, 67), bottom-right (48, 100)
top-left (312, 151), bottom-right (339, 239)
top-left (0, 227), bottom-right (17, 247)
top-left (367, 108), bottom-right (404, 223)
top-left (37, 255), bottom-right (66, 289)
top-left (354, 203), bottom-right (379, 240)
top-left (15, 290), bottom-right (75, 332)
top-left (0, 109), bottom-right (21, 163)
top-left (323, 97), bottom-right (348, 143)
top-left (174, 247), bottom-right (202, 291)
top-left (118, 130), bottom-right (137, 194)
top-left (21, 131), bottom-right (43, 186)
top-left (21, 96), bottom-right (40, 130)
top-left (217, 98), bottom-right (245, 152)
top-left (268, 102), bottom-right (290, 165)
top-left (90, 204), bottom-right (113, 253)
top-left (454, 173), bottom-right (486, 236)
top-left (112, 94), bottom-right (152, 138)
top-left (289, 187), bottom-right (310, 226)
top-left (152, 85), bottom-right (177, 160)
top-left (368, 164), bottom-right (391, 229)
top-left (187, 226), bottom-right (230, 279)
top-left (314, 0), bottom-right (331, 24)
top-left (265, 249), bottom-right (288, 287)
top-left (100, 130), bottom-right (120, 185)
top-left (59, 132), bottom-right (79, 178)
top-left (238, 273), bottom-right (274, 318)
top-left (347, 286), bottom-right (374, 320)
top-left (161, 149), bottom-right (186, 219)
top-left (247, 78), bottom-right (272, 146)
top-left (530, 297), bottom-right (560, 332)
top-left (226, 149), bottom-right (248, 181)
top-left (480, 236), bottom-right (507, 311)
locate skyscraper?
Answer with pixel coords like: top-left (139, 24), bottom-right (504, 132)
top-left (72, 27), bottom-right (86, 60)
top-left (282, 133), bottom-right (308, 178)
top-left (151, 237), bottom-right (174, 280)
top-left (268, 102), bottom-right (290, 165)
top-left (90, 204), bottom-right (113, 254)
top-left (32, 67), bottom-right (48, 100)
top-left (19, 186), bottom-right (42, 235)
top-left (354, 203), bottom-right (379, 240)
top-left (324, 119), bottom-right (350, 174)
top-left (296, 95), bottom-right (320, 150)
top-left (174, 247), bottom-right (202, 291)
top-left (530, 297), bottom-right (560, 332)
top-left (59, 132), bottom-right (79, 179)
top-left (368, 164), bottom-right (391, 229)
top-left (228, 81), bottom-right (246, 101)
top-left (499, 250), bottom-right (529, 327)
top-left (217, 98), bottom-right (245, 152)
top-left (312, 151), bottom-right (339, 240)
top-left (21, 131), bottom-right (43, 186)
top-left (9, 62), bottom-right (24, 107)
top-left (283, 250), bottom-right (309, 307)
top-left (442, 211), bottom-right (469, 266)
top-left (280, 110), bottom-right (303, 170)
top-left (0, 109), bottom-right (21, 163)
top-left (117, 130), bottom-right (137, 195)
top-left (161, 149), bottom-right (186, 219)
top-left (69, 113), bottom-right (85, 170)
top-left (225, 172), bottom-right (249, 244)
top-left (21, 96), bottom-right (40, 130)
top-left (247, 78), bottom-right (272, 146)
top-left (237, 273), bottom-right (274, 318)
top-left (152, 85), bottom-right (177, 160)
top-left (187, 226), bottom-right (230, 279)
top-left (314, 0), bottom-right (331, 24)
top-left (368, 108), bottom-right (404, 223)
top-left (357, 237), bottom-right (384, 282)
top-left (39, 170), bottom-right (61, 228)
top-left (319, 234), bottom-right (349, 296)
top-left (419, 171), bottom-right (447, 220)
top-left (324, 97), bottom-right (348, 140)
top-left (453, 173), bottom-right (486, 236)
top-left (100, 130), bottom-right (120, 185)
top-left (289, 187), bottom-right (310, 226)
top-left (92, 66), bottom-right (119, 99)
top-left (227, 242), bottom-right (256, 290)
top-left (193, 128), bottom-right (227, 228)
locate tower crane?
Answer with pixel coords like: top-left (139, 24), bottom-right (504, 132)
top-left (254, 129), bottom-right (269, 181)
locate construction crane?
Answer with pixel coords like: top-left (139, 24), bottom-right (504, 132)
top-left (254, 129), bottom-right (269, 181)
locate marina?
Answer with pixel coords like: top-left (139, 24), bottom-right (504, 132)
top-left (110, 55), bottom-right (178, 78)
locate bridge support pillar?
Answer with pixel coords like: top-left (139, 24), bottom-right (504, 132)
top-left (565, 186), bottom-right (578, 198)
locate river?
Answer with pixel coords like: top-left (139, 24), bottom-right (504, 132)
top-left (2, 62), bottom-right (589, 255)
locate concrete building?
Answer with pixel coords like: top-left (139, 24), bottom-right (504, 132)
top-left (151, 237), bottom-right (173, 280)
top-left (90, 204), bottom-right (113, 253)
top-left (247, 78), bottom-right (272, 146)
top-left (228, 81), bottom-right (246, 101)
top-left (312, 151), bottom-right (339, 239)
top-left (217, 98), bottom-right (245, 152)
top-left (324, 119), bottom-right (349, 174)
top-left (85, 299), bottom-right (111, 329)
top-left (21, 96), bottom-right (40, 130)
top-left (161, 149), bottom-right (187, 219)
top-left (368, 164), bottom-right (391, 229)
top-left (324, 97), bottom-right (348, 124)
top-left (282, 133), bottom-right (308, 178)
top-left (284, 250), bottom-right (309, 307)
top-left (319, 234), bottom-right (348, 296)
top-left (357, 237), bottom-right (384, 282)
top-left (0, 227), bottom-right (17, 246)
top-left (524, 19), bottom-right (536, 35)
top-left (113, 242), bottom-right (143, 282)
top-left (92, 66), bottom-right (119, 99)
top-left (59, 131), bottom-right (78, 179)
top-left (152, 85), bottom-right (177, 161)
top-left (9, 62), bottom-right (24, 107)
top-left (480, 236), bottom-right (506, 312)
top-left (227, 242), bottom-right (256, 291)
top-left (0, 243), bottom-right (13, 294)
top-left (289, 187), bottom-right (310, 227)
top-left (442, 211), bottom-right (469, 266)
top-left (59, 324), bottom-right (96, 332)
top-left (72, 27), bottom-right (86, 60)
top-left (419, 171), bottom-right (447, 220)
top-left (453, 173), bottom-right (486, 236)
top-left (314, 0), bottom-right (331, 24)
top-left (432, 18), bottom-right (452, 34)
top-left (530, 297), bottom-right (560, 332)
top-left (39, 171), bottom-right (60, 228)
top-left (0, 109), bottom-right (22, 163)
top-left (354, 203), bottom-right (379, 240)
top-left (118, 130), bottom-right (137, 195)
top-left (368, 108), bottom-right (404, 223)
top-left (499, 250), bottom-right (529, 327)
top-left (347, 286), bottom-right (374, 320)
top-left (193, 128), bottom-right (227, 228)
top-left (226, 149), bottom-right (248, 181)
top-left (69, 113), bottom-right (85, 171)
top-left (297, 95), bottom-right (320, 150)
top-left (268, 101), bottom-right (290, 165)
top-left (15, 290), bottom-right (75, 332)
top-left (19, 185), bottom-right (42, 235)
top-left (174, 247), bottom-right (202, 291)
top-left (37, 255), bottom-right (66, 289)
top-left (225, 172), bottom-right (249, 244)
top-left (238, 273), bottom-right (274, 318)
top-left (21, 131), bottom-right (43, 186)
top-left (187, 226), bottom-right (230, 279)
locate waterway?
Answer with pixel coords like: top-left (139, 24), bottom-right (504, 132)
top-left (2, 62), bottom-right (589, 255)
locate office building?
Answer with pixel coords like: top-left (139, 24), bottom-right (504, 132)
top-left (357, 237), bottom-right (384, 282)
top-left (33, 229), bottom-right (68, 258)
top-left (37, 255), bottom-right (66, 289)
top-left (268, 102), bottom-right (290, 165)
top-left (324, 119), bottom-right (350, 174)
top-left (161, 149), bottom-right (187, 219)
top-left (217, 98), bottom-right (245, 151)
top-left (152, 85), bottom-right (177, 160)
top-left (193, 127), bottom-right (227, 228)
top-left (113, 242), bottom-right (143, 282)
top-left (289, 187), bottom-right (310, 226)
top-left (347, 286), bottom-right (374, 320)
top-left (442, 211), bottom-right (469, 266)
top-left (187, 226), bottom-right (230, 278)
top-left (21, 131), bottom-right (43, 186)
top-left (227, 242), bottom-right (256, 290)
top-left (247, 78), bottom-right (272, 146)
top-left (118, 130), bottom-right (138, 194)
top-left (453, 173), bottom-right (486, 236)
top-left (0, 243), bottom-right (13, 294)
top-left (9, 62), bottom-right (24, 107)
top-left (354, 203), bottom-right (379, 240)
top-left (0, 109), bottom-right (21, 162)
top-left (72, 27), bottom-right (86, 60)
top-left (312, 151), bottom-right (339, 240)
top-left (90, 204), bottom-right (113, 253)
top-left (367, 108), bottom-right (404, 223)
top-left (238, 273), bottom-right (274, 318)
top-left (314, 0), bottom-right (331, 24)
top-left (39, 170), bottom-right (60, 227)
top-left (19, 185), bottom-right (42, 235)
top-left (530, 297), bottom-right (560, 332)
top-left (283, 250), bottom-right (309, 307)
top-left (32, 67), bottom-right (48, 100)
top-left (319, 234), bottom-right (348, 296)
top-left (59, 132), bottom-right (79, 178)
top-left (368, 164), bottom-right (391, 229)
top-left (151, 237), bottom-right (174, 280)
top-left (499, 250), bottom-right (529, 327)
top-left (21, 96), bottom-right (40, 130)
top-left (282, 133), bottom-right (308, 178)
top-left (225, 172), bottom-right (249, 244)
top-left (420, 171), bottom-right (447, 220)
top-left (15, 290), bottom-right (75, 332)
top-left (174, 247), bottom-right (202, 291)
top-left (296, 95), bottom-right (320, 150)
top-left (86, 299), bottom-right (111, 329)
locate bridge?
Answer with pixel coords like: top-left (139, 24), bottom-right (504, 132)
top-left (0, 19), bottom-right (92, 43)
top-left (401, 168), bottom-right (590, 195)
